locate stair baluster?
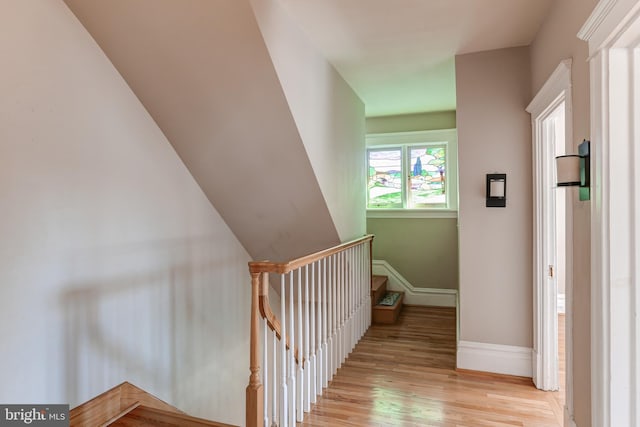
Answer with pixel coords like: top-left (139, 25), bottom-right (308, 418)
top-left (318, 258), bottom-right (327, 395)
top-left (309, 262), bottom-right (317, 405)
top-left (263, 317), bottom-right (268, 427)
top-left (296, 268), bottom-right (303, 422)
top-left (287, 272), bottom-right (295, 427)
top-left (330, 254), bottom-right (340, 380)
top-left (303, 264), bottom-right (311, 412)
top-left (271, 326), bottom-right (277, 427)
top-left (279, 275), bottom-right (287, 427)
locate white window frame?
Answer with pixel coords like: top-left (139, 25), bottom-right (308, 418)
top-left (366, 129), bottom-right (458, 219)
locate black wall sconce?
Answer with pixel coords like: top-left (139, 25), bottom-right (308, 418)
top-left (486, 173), bottom-right (507, 207)
top-left (556, 139), bottom-right (590, 201)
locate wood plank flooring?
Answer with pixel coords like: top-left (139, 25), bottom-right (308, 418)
top-left (300, 306), bottom-right (564, 427)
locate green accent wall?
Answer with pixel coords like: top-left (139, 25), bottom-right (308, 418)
top-left (366, 111), bottom-right (459, 291)
top-left (367, 217), bottom-right (459, 290)
top-left (366, 110), bottom-right (456, 134)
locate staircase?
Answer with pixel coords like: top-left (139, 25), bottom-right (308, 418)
top-left (109, 406), bottom-right (231, 426)
top-left (246, 235), bottom-right (373, 427)
top-left (371, 275), bottom-right (404, 324)
top-left (70, 382), bottom-right (235, 427)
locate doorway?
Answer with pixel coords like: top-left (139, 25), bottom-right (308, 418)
top-left (526, 58), bottom-right (574, 423)
top-left (545, 101), bottom-right (567, 408)
top-left (552, 106), bottom-right (567, 413)
top-left (538, 100), bottom-right (566, 395)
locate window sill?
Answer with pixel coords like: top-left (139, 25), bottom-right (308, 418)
top-left (366, 209), bottom-right (458, 219)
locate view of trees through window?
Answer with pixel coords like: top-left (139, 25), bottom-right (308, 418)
top-left (368, 145), bottom-right (446, 209)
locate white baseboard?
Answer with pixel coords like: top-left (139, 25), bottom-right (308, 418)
top-left (457, 340), bottom-right (533, 378)
top-left (372, 260), bottom-right (457, 307)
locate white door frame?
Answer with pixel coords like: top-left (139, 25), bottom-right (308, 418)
top-left (526, 60), bottom-right (574, 419)
top-left (579, 1), bottom-right (640, 425)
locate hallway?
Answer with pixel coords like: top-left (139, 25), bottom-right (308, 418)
top-left (300, 306), bottom-right (562, 426)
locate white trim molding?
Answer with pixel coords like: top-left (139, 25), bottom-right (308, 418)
top-left (457, 341), bottom-right (533, 378)
top-left (580, 1), bottom-right (640, 425)
top-left (525, 59), bottom-right (574, 403)
top-left (371, 260), bottom-right (457, 307)
top-left (366, 128), bottom-right (457, 145)
top-left (577, 0), bottom-right (618, 43)
top-left (366, 209), bottom-right (458, 219)
top-left (578, 0), bottom-right (640, 55)
top-left (526, 59), bottom-right (572, 115)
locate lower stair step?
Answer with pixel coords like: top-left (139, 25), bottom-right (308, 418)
top-left (110, 405), bottom-right (235, 427)
top-left (371, 275), bottom-right (388, 305)
top-left (69, 382), bottom-right (236, 427)
top-left (372, 291), bottom-right (404, 324)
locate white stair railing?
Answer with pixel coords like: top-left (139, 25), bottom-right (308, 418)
top-left (246, 235), bottom-right (373, 427)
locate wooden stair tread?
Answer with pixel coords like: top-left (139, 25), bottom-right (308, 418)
top-left (110, 405), bottom-right (235, 427)
top-left (371, 275), bottom-right (388, 292)
top-left (371, 275), bottom-right (388, 306)
top-left (70, 382), bottom-right (182, 427)
top-left (70, 382), bottom-right (237, 427)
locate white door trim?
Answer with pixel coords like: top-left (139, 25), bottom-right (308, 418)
top-left (579, 1), bottom-right (640, 425)
top-left (525, 59), bottom-right (573, 410)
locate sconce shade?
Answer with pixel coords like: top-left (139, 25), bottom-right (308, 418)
top-left (490, 180), bottom-right (505, 198)
top-left (555, 139), bottom-right (590, 201)
top-left (556, 155), bottom-right (581, 186)
top-left (486, 173), bottom-right (507, 207)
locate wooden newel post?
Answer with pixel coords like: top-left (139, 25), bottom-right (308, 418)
top-left (246, 271), bottom-right (263, 427)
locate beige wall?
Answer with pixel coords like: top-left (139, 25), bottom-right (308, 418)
top-left (64, 0), bottom-right (343, 262)
top-left (365, 112), bottom-right (459, 290)
top-left (251, 0), bottom-right (366, 241)
top-left (368, 218), bottom-right (458, 289)
top-left (366, 110), bottom-right (456, 134)
top-left (456, 47), bottom-right (533, 348)
top-left (0, 1), bottom-right (250, 425)
top-left (530, 0), bottom-right (598, 424)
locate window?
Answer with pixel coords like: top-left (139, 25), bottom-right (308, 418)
top-left (366, 129), bottom-right (458, 216)
top-left (367, 148), bottom-right (403, 208)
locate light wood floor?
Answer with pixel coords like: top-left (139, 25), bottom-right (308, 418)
top-left (300, 306), bottom-right (564, 427)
